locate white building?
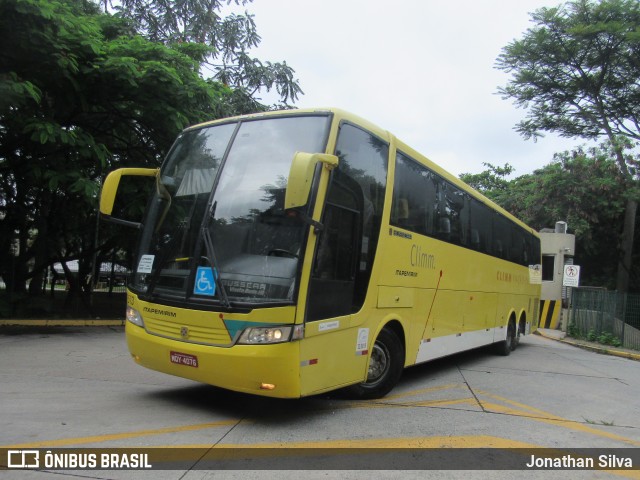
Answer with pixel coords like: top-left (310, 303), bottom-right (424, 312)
top-left (539, 222), bottom-right (575, 330)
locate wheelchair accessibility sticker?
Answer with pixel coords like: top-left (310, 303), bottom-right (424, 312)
top-left (194, 267), bottom-right (217, 296)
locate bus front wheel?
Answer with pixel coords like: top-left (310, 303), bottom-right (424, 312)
top-left (347, 327), bottom-right (404, 399)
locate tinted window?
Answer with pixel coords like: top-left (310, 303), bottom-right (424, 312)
top-left (391, 150), bottom-right (539, 268)
top-left (469, 198), bottom-right (492, 254)
top-left (391, 153), bottom-right (436, 236)
top-left (335, 123), bottom-right (389, 310)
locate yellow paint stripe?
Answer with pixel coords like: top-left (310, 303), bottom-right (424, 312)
top-left (210, 438), bottom-right (640, 478)
top-left (220, 435), bottom-right (536, 449)
top-left (477, 390), bottom-right (559, 417)
top-left (540, 301), bottom-right (550, 327)
top-left (409, 398), bottom-right (477, 408)
top-left (115, 438), bottom-right (640, 478)
top-left (178, 443), bottom-right (640, 480)
top-left (150, 435), bottom-right (540, 449)
top-left (383, 383), bottom-right (465, 401)
top-left (2, 420), bottom-right (239, 448)
top-left (477, 391), bottom-right (640, 447)
top-left (484, 401), bottom-right (640, 447)
top-left (346, 396), bottom-right (476, 411)
top-left (4, 423), bottom-right (639, 477)
top-left (539, 300), bottom-right (561, 329)
top-left (366, 398), bottom-right (477, 409)
top-left (549, 301), bottom-right (561, 329)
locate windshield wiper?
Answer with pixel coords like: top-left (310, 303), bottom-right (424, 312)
top-left (201, 201), bottom-right (231, 308)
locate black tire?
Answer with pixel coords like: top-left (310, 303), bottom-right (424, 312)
top-left (495, 321), bottom-right (516, 356)
top-left (514, 320), bottom-right (524, 349)
top-left (346, 327), bottom-right (404, 399)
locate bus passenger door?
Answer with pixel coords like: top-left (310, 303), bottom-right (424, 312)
top-left (300, 175), bottom-right (366, 395)
top-left (307, 202), bottom-right (358, 320)
top-left (299, 122), bottom-right (389, 396)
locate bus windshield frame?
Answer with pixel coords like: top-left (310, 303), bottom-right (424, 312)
top-left (129, 113), bottom-right (332, 309)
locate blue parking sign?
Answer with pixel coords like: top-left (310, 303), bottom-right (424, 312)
top-left (194, 267), bottom-right (216, 296)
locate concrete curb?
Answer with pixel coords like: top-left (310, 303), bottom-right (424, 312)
top-left (535, 329), bottom-right (640, 362)
top-left (0, 319), bottom-right (124, 327)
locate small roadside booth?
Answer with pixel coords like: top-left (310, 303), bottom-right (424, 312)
top-left (539, 222), bottom-right (576, 330)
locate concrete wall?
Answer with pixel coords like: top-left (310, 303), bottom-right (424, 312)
top-left (540, 230), bottom-right (575, 302)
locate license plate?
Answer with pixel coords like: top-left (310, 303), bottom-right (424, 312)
top-left (170, 351), bottom-right (198, 368)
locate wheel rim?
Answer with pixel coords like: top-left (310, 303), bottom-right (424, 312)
top-left (366, 341), bottom-right (390, 386)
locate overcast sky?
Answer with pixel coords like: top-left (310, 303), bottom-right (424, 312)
top-left (224, 0), bottom-right (584, 177)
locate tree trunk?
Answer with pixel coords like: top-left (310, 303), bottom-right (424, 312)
top-left (616, 198), bottom-right (637, 293)
top-left (28, 191), bottom-right (52, 296)
top-left (607, 133), bottom-right (638, 294)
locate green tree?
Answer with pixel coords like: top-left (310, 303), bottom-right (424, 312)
top-left (0, 0), bottom-right (245, 314)
top-left (497, 0), bottom-right (640, 292)
top-left (459, 163), bottom-right (514, 201)
top-left (489, 144), bottom-right (628, 288)
top-left (110, 0), bottom-right (303, 106)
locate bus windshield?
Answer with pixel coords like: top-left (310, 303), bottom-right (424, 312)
top-left (131, 114), bottom-right (330, 305)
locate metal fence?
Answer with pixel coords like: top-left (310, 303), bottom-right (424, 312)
top-left (568, 287), bottom-right (640, 351)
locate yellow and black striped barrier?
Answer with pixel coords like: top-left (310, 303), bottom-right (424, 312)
top-left (539, 300), bottom-right (561, 329)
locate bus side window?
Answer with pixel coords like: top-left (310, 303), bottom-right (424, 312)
top-left (493, 214), bottom-right (511, 260)
top-left (390, 152), bottom-right (434, 237)
top-left (335, 123), bottom-right (388, 312)
top-left (470, 229), bottom-right (481, 250)
top-left (469, 198), bottom-right (492, 255)
top-left (434, 180), bottom-right (450, 241)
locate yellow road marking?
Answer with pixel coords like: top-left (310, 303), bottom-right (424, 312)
top-left (4, 386), bottom-right (640, 479)
top-left (2, 420), bottom-right (239, 448)
top-left (383, 383), bottom-right (465, 400)
top-left (353, 397), bottom-right (476, 410)
top-left (209, 435), bottom-right (539, 449)
top-left (476, 391), bottom-right (640, 448)
top-left (403, 397), bottom-right (476, 408)
top-left (199, 438), bottom-right (640, 478)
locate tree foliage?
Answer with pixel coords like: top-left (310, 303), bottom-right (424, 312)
top-left (497, 0), bottom-right (640, 145)
top-left (496, 0), bottom-right (640, 291)
top-left (108, 0), bottom-right (303, 105)
top-left (459, 163), bottom-right (514, 200)
top-left (0, 0), bottom-right (283, 315)
top-left (470, 143), bottom-right (631, 289)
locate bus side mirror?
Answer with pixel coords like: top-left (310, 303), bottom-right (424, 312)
top-left (284, 152), bottom-right (339, 210)
top-left (100, 167), bottom-right (158, 227)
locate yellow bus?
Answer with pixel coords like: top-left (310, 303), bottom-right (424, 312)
top-left (100, 108), bottom-right (541, 399)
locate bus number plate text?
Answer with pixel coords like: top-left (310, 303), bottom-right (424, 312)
top-left (170, 351), bottom-right (198, 368)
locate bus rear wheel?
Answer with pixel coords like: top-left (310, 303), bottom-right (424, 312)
top-left (347, 327), bottom-right (404, 399)
top-left (495, 321), bottom-right (516, 356)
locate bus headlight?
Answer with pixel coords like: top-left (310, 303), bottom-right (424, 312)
top-left (126, 306), bottom-right (144, 327)
top-left (238, 326), bottom-right (292, 344)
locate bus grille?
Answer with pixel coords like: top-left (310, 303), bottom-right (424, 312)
top-left (144, 317), bottom-right (232, 346)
